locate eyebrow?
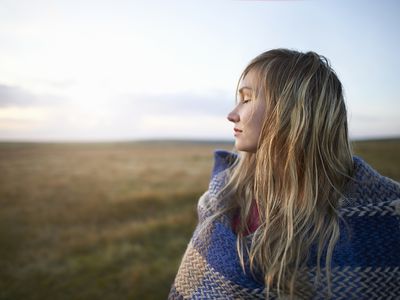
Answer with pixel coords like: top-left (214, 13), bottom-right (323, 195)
top-left (238, 86), bottom-right (253, 95)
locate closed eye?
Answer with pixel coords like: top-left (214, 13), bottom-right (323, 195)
top-left (242, 99), bottom-right (251, 104)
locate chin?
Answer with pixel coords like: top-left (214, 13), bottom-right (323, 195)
top-left (235, 142), bottom-right (257, 153)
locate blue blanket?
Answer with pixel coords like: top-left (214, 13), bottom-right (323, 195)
top-left (168, 150), bottom-right (400, 299)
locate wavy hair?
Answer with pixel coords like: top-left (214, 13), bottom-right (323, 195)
top-left (201, 48), bottom-right (354, 299)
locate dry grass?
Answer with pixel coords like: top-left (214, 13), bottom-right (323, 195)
top-left (0, 139), bottom-right (398, 300)
top-left (351, 138), bottom-right (400, 181)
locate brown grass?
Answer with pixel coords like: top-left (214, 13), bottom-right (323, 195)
top-left (0, 139), bottom-right (398, 300)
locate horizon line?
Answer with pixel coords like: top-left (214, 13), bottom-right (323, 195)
top-left (0, 136), bottom-right (399, 144)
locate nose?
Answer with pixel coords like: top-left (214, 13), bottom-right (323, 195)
top-left (227, 110), bottom-right (239, 123)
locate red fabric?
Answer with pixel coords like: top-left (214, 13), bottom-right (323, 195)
top-left (232, 199), bottom-right (260, 235)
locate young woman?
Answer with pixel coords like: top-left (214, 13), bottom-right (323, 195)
top-left (168, 48), bottom-right (400, 299)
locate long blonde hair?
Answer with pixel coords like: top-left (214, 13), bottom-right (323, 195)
top-left (203, 48), bottom-right (354, 299)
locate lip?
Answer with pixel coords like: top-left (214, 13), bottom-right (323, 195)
top-left (234, 128), bottom-right (243, 136)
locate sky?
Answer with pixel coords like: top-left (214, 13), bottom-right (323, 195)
top-left (0, 0), bottom-right (399, 142)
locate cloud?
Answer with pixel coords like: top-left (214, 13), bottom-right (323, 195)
top-left (0, 84), bottom-right (38, 107)
top-left (33, 79), bottom-right (77, 90)
top-left (118, 90), bottom-right (234, 117)
top-left (0, 83), bottom-right (64, 107)
top-left (348, 112), bottom-right (400, 139)
top-left (0, 87), bottom-right (236, 141)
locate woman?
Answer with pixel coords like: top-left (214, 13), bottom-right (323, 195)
top-left (168, 48), bottom-right (400, 299)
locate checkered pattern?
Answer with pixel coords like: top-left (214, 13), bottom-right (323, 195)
top-left (168, 150), bottom-right (400, 299)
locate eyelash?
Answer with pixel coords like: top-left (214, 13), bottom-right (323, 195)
top-left (242, 99), bottom-right (251, 104)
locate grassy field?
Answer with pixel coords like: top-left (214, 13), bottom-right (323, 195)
top-left (0, 139), bottom-right (399, 300)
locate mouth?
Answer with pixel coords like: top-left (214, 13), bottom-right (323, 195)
top-left (234, 128), bottom-right (243, 136)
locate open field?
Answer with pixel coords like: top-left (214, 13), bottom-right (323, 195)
top-left (0, 139), bottom-right (399, 300)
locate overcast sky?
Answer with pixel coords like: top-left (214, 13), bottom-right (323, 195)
top-left (0, 0), bottom-right (399, 141)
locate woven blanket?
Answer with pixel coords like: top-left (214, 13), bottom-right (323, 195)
top-left (168, 150), bottom-right (400, 299)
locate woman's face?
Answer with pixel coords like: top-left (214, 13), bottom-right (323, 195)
top-left (227, 69), bottom-right (266, 153)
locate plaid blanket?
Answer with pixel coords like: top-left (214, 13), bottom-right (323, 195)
top-left (168, 150), bottom-right (400, 299)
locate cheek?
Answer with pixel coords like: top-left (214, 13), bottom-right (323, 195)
top-left (240, 108), bottom-right (250, 122)
top-left (241, 105), bottom-right (256, 126)
top-left (252, 112), bottom-right (265, 134)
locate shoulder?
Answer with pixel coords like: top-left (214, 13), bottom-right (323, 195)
top-left (210, 149), bottom-right (238, 179)
top-left (340, 155), bottom-right (400, 218)
top-left (331, 156), bottom-right (400, 270)
top-left (197, 150), bottom-right (238, 219)
top-left (208, 149), bottom-right (238, 197)
top-left (342, 155), bottom-right (400, 205)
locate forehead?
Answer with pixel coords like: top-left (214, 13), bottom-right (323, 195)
top-left (238, 69), bottom-right (258, 95)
